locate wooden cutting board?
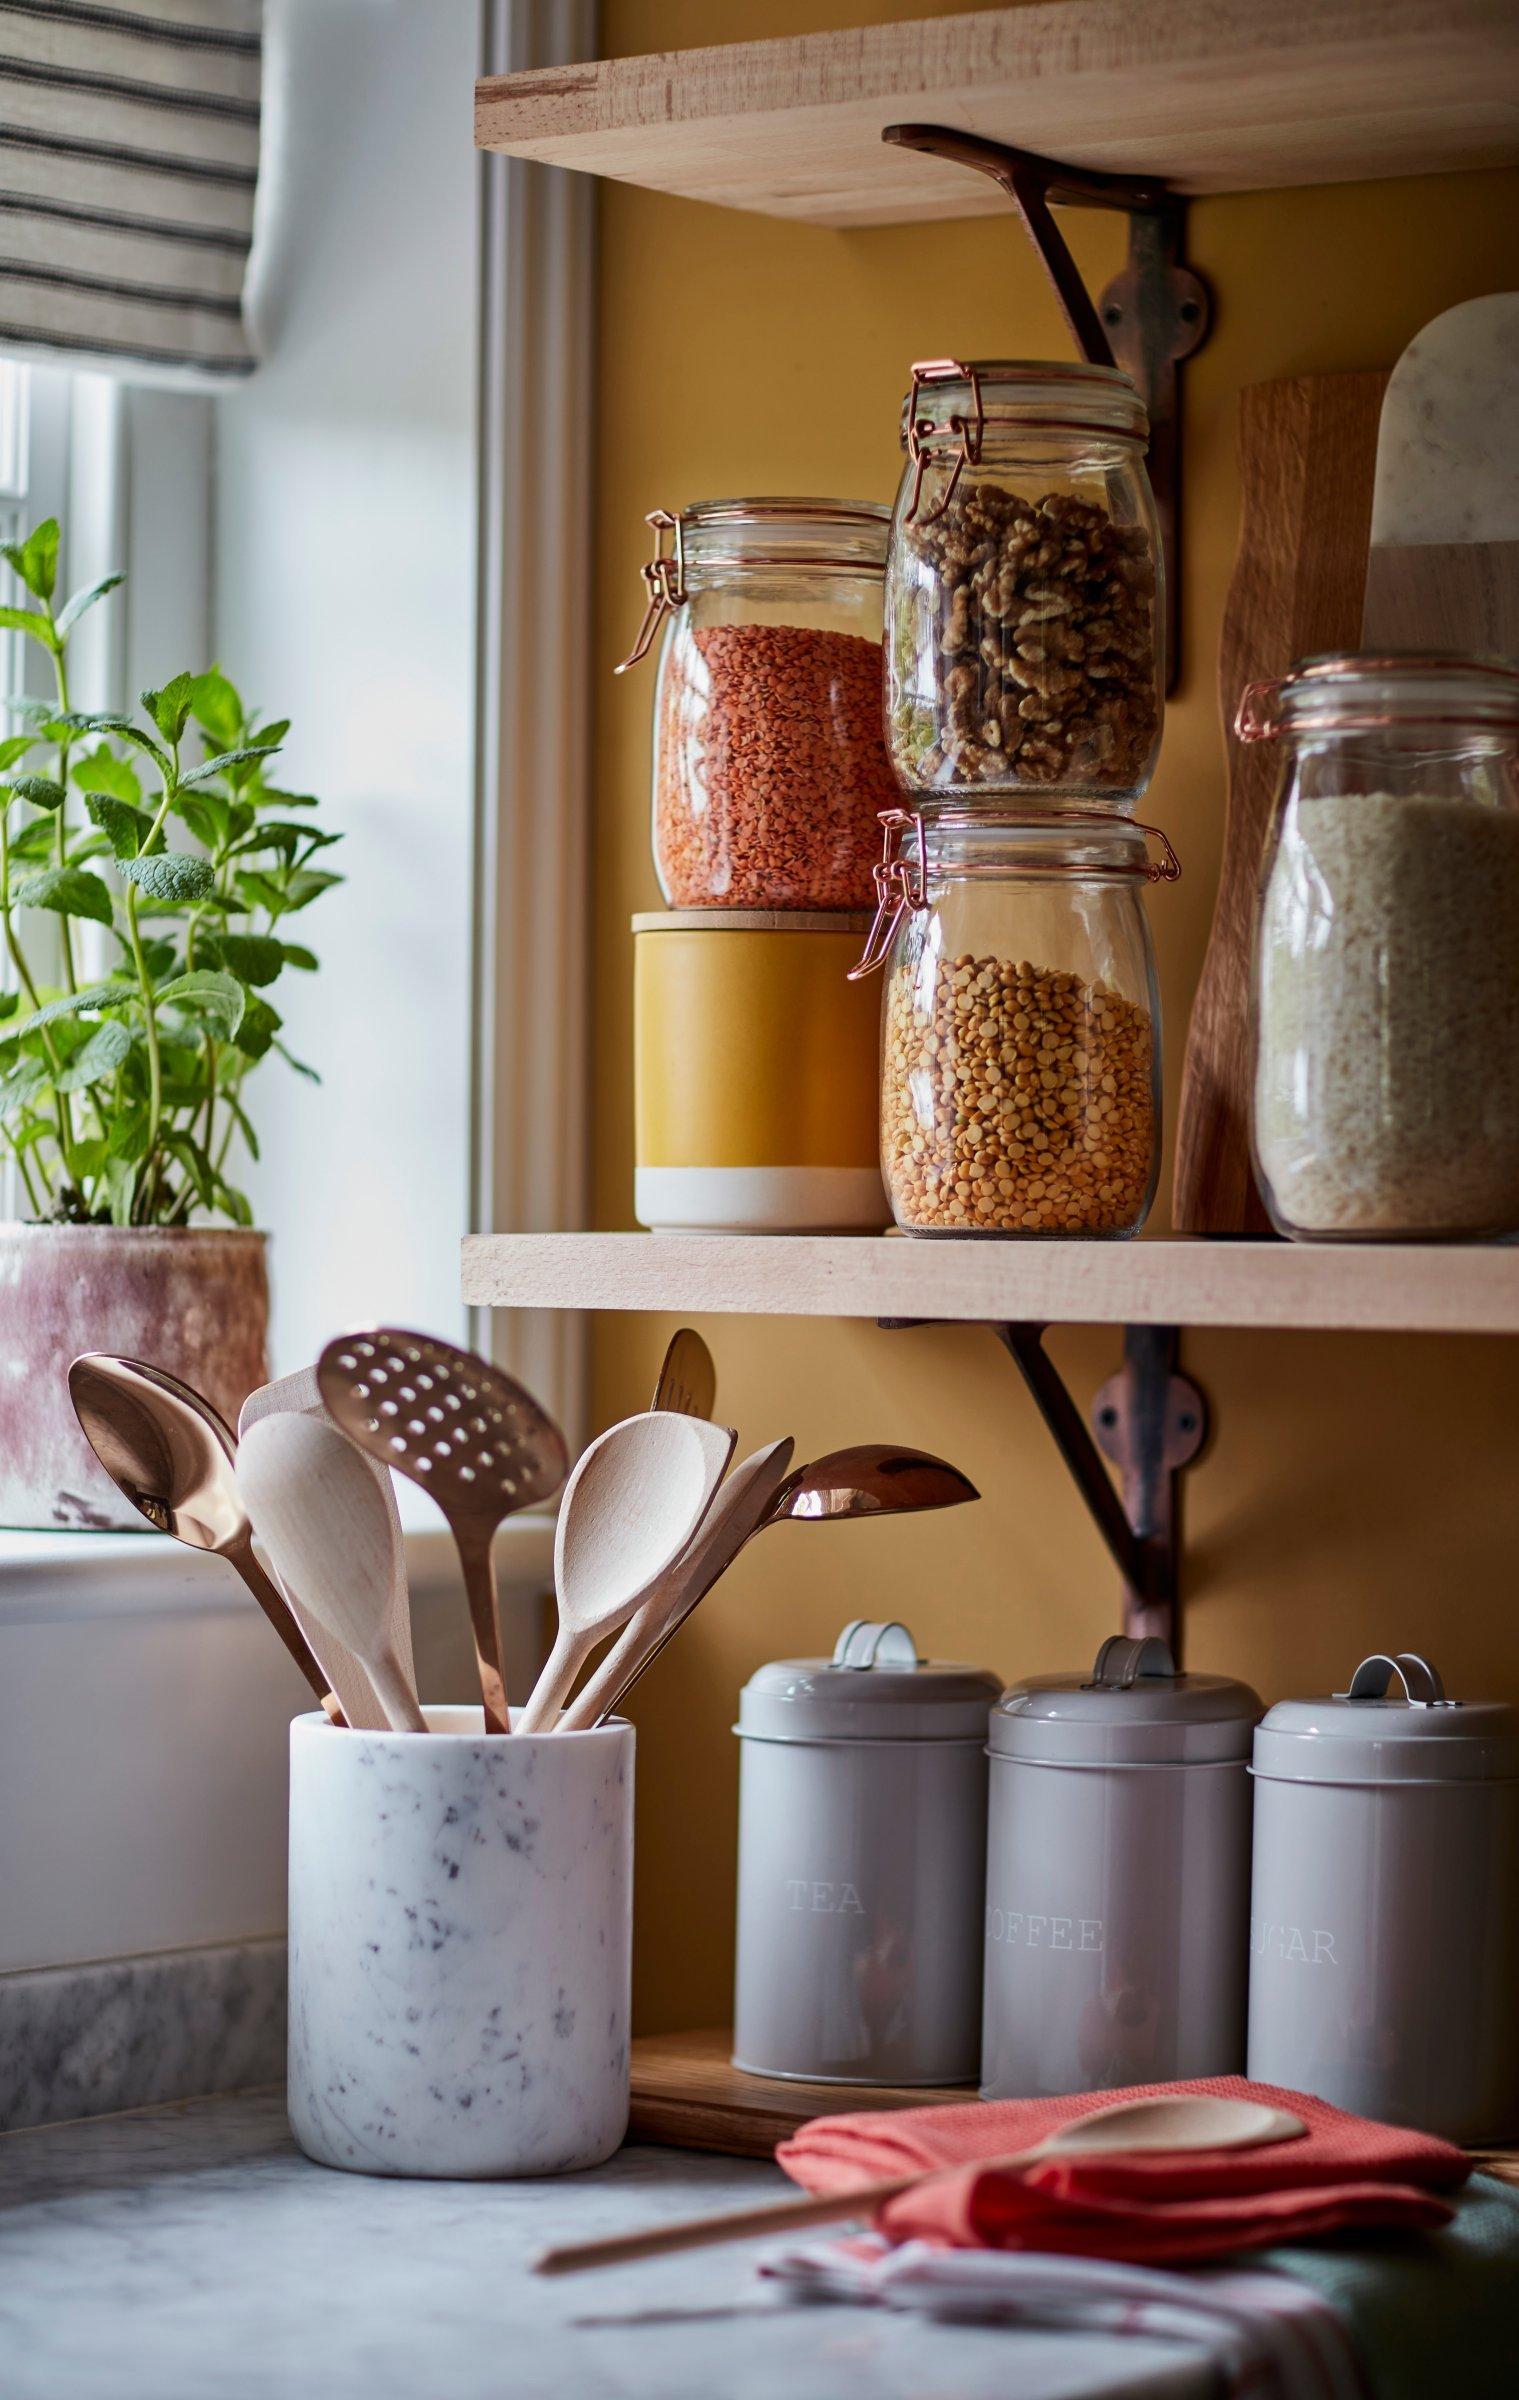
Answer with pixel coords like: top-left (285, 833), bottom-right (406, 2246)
top-left (629, 2027), bottom-right (977, 2158)
top-left (1172, 370), bottom-right (1388, 1236)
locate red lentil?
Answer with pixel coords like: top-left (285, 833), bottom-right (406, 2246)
top-left (654, 622), bottom-right (897, 909)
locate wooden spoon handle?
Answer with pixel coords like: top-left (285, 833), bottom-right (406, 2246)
top-left (517, 1626), bottom-right (585, 1734)
top-left (368, 1645), bottom-right (428, 1735)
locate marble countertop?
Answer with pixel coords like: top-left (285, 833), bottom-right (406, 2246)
top-left (0, 2090), bottom-right (1216, 2400)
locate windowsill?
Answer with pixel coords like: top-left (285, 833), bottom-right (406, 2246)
top-left (0, 1514), bottom-right (556, 1623)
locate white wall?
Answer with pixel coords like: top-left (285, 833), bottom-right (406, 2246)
top-left (214, 0), bottom-right (481, 1372)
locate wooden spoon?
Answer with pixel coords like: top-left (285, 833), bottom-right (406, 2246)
top-left (565, 1442), bottom-right (977, 1730)
top-left (534, 2091), bottom-right (1307, 2275)
top-left (68, 1354), bottom-right (342, 1721)
top-left (236, 1413), bottom-right (426, 1734)
top-left (559, 1439), bottom-right (795, 1733)
top-left (317, 1329), bottom-right (569, 1735)
top-left (239, 1364), bottom-right (413, 1734)
top-left (516, 1411), bottom-right (735, 1734)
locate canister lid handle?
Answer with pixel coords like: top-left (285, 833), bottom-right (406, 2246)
top-left (832, 1620), bottom-right (921, 1671)
top-left (1087, 1634), bottom-right (1176, 1689)
top-left (1339, 1652), bottom-right (1455, 1709)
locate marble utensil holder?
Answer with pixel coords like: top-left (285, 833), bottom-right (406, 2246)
top-left (287, 1707), bottom-right (633, 2178)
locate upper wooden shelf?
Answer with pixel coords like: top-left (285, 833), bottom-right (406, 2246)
top-left (461, 1233), bottom-right (1519, 1336)
top-left (474, 1), bottom-right (1519, 226)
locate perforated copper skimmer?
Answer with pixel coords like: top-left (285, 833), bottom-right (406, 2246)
top-left (317, 1328), bottom-right (569, 1734)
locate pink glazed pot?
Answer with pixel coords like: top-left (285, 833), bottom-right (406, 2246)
top-left (0, 1225), bottom-right (270, 1530)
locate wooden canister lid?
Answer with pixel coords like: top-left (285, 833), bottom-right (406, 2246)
top-left (631, 909), bottom-right (874, 934)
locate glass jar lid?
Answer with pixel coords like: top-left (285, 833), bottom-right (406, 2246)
top-left (989, 1636), bottom-right (1261, 1767)
top-left (900, 357), bottom-right (1149, 455)
top-left (735, 1619), bottom-right (1001, 1745)
top-left (1237, 650), bottom-right (1519, 741)
top-left (1252, 1652), bottom-right (1519, 1786)
top-left (617, 496), bottom-right (890, 668)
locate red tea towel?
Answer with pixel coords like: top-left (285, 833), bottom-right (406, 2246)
top-left (775, 2077), bottom-right (1467, 2266)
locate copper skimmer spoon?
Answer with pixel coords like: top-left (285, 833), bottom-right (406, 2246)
top-left (317, 1329), bottom-right (569, 1734)
top-left (68, 1354), bottom-right (343, 1722)
top-left (650, 1327), bottom-right (716, 1420)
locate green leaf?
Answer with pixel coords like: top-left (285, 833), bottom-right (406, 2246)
top-left (73, 744), bottom-right (142, 807)
top-left (234, 820), bottom-right (342, 860)
top-left (3, 773), bottom-right (67, 812)
top-left (0, 604), bottom-right (53, 644)
top-left (280, 942), bottom-right (318, 971)
top-left (55, 572), bottom-right (124, 636)
top-left (124, 851), bottom-right (215, 904)
top-left (254, 786), bottom-right (319, 810)
top-left (274, 1037), bottom-right (320, 1083)
top-left (105, 1155), bottom-right (139, 1227)
top-left (108, 1107), bottom-right (150, 1164)
top-left (11, 983), bottom-right (127, 1036)
top-left (0, 735), bottom-right (35, 773)
top-left (7, 815), bottom-right (57, 862)
top-left (56, 1019), bottom-right (133, 1091)
top-left (207, 931), bottom-right (283, 986)
top-left (79, 713), bottom-right (171, 778)
top-left (156, 969), bottom-right (245, 1038)
top-left (187, 668), bottom-right (243, 750)
top-left (282, 868), bottom-right (342, 913)
top-left (2, 518), bottom-right (59, 601)
top-left (0, 1056), bottom-right (48, 1118)
top-left (84, 790), bottom-right (152, 862)
top-left (232, 989), bottom-right (280, 1059)
top-left (163, 1130), bottom-right (217, 1210)
top-left (16, 866), bottom-right (115, 926)
top-left (0, 988), bottom-right (18, 1022)
top-left (232, 868), bottom-right (285, 914)
top-left (221, 1092), bottom-right (260, 1162)
top-left (218, 1179), bottom-right (254, 1227)
top-left (179, 742), bottom-right (281, 792)
top-left (171, 792), bottom-right (227, 851)
top-left (141, 673), bottom-right (195, 746)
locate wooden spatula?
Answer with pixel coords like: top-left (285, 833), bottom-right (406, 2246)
top-left (239, 1364), bottom-right (412, 1734)
top-left (1361, 293), bottom-right (1519, 656)
top-left (237, 1413), bottom-right (426, 1734)
top-left (1172, 369), bottom-right (1387, 1234)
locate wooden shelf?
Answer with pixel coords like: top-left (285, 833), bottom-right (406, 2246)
top-left (474, 1), bottom-right (1519, 226)
top-left (630, 2028), bottom-right (973, 2159)
top-left (462, 1232), bottom-right (1519, 1337)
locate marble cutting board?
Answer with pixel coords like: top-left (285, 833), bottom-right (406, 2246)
top-left (1361, 292), bottom-right (1519, 656)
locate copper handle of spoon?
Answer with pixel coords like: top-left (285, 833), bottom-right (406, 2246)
top-left (226, 1533), bottom-right (347, 1726)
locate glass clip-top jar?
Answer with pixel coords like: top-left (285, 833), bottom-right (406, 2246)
top-left (851, 807), bottom-right (1178, 1238)
top-left (617, 497), bottom-right (898, 912)
top-left (886, 359), bottom-right (1163, 810)
top-left (1243, 650), bottom-right (1519, 1242)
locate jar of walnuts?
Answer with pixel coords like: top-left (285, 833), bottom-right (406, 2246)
top-left (885, 360), bottom-right (1163, 809)
top-left (851, 809), bottom-right (1176, 1238)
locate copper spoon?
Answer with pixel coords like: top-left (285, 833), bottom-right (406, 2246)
top-left (317, 1328), bottom-right (569, 1734)
top-left (650, 1327), bottom-right (716, 1420)
top-left (534, 2091), bottom-right (1306, 2274)
top-left (574, 1443), bottom-right (979, 1727)
top-left (67, 1353), bottom-right (343, 1721)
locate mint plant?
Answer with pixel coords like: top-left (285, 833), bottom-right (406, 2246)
top-left (0, 517), bottom-right (339, 1225)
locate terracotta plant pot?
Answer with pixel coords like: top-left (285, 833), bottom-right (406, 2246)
top-left (0, 1225), bottom-right (271, 1531)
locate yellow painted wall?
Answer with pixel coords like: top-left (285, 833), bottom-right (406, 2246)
top-left (589, 0), bottom-right (1519, 2032)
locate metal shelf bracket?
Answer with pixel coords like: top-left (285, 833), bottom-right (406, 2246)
top-left (879, 1318), bottom-right (1208, 1659)
top-left (883, 123), bottom-right (1211, 690)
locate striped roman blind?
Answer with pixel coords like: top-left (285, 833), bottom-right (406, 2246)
top-left (0, 0), bottom-right (262, 378)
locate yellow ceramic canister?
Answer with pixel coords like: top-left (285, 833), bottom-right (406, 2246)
top-left (633, 911), bottom-right (887, 1232)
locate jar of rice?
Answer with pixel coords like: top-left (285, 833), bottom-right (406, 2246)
top-left (1243, 652), bottom-right (1519, 1241)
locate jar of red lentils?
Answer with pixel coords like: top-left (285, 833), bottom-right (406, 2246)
top-left (618, 498), bottom-right (898, 910)
top-left (885, 360), bottom-right (1163, 809)
top-left (850, 809), bottom-right (1177, 1237)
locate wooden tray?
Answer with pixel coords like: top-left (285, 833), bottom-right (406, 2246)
top-left (631, 2029), bottom-right (1519, 2180)
top-left (629, 2027), bottom-right (976, 2158)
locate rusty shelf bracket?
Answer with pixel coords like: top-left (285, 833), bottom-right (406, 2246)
top-left (883, 124), bottom-right (1210, 691)
top-left (880, 1318), bottom-right (1208, 1659)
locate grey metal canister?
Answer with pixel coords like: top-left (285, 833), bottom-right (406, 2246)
top-left (983, 1635), bottom-right (1260, 2098)
top-left (733, 1619), bottom-right (1000, 2085)
top-left (1248, 1651), bottom-right (1519, 2144)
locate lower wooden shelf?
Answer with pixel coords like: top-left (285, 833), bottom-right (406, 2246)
top-left (629, 2026), bottom-right (974, 2158)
